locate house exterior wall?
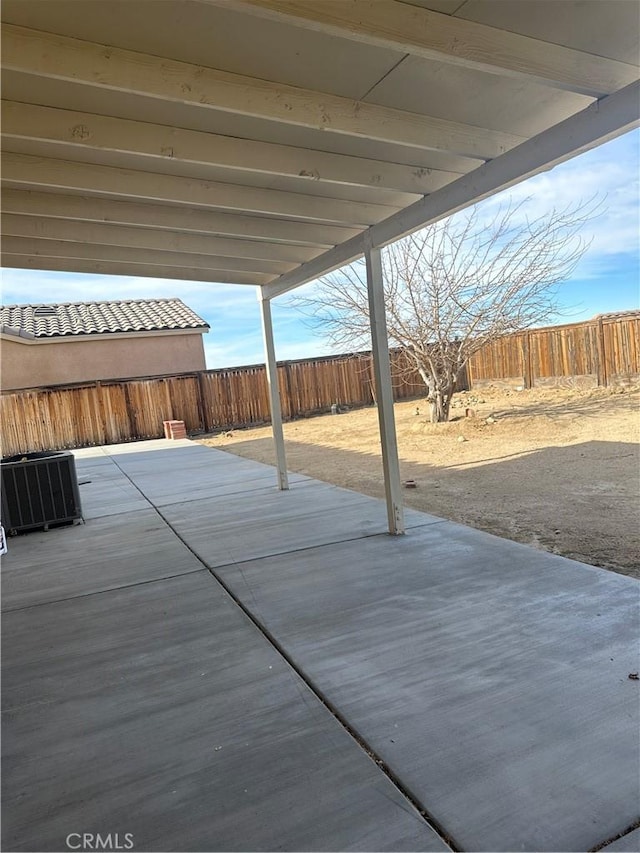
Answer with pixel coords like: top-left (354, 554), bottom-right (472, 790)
top-left (1, 332), bottom-right (207, 391)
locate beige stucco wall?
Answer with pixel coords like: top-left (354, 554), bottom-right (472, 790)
top-left (1, 332), bottom-right (207, 391)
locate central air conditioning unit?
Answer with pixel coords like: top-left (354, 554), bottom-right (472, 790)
top-left (1, 451), bottom-right (83, 534)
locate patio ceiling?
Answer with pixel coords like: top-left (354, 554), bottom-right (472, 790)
top-left (1, 0), bottom-right (638, 298)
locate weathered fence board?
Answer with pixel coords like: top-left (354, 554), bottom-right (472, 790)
top-left (1, 315), bottom-right (637, 456)
top-left (467, 314), bottom-right (639, 389)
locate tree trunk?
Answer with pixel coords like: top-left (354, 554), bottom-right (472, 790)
top-left (430, 389), bottom-right (452, 423)
top-left (417, 366), bottom-right (454, 423)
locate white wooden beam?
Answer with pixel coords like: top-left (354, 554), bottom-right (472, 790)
top-left (0, 213), bottom-right (308, 266)
top-left (264, 80), bottom-right (640, 298)
top-left (2, 101), bottom-right (464, 196)
top-left (365, 239), bottom-right (404, 535)
top-left (1, 255), bottom-right (270, 285)
top-left (2, 235), bottom-right (286, 277)
top-left (2, 24), bottom-right (524, 160)
top-left (2, 153), bottom-right (399, 227)
top-left (258, 292), bottom-right (289, 490)
top-left (215, 0), bottom-right (639, 98)
top-left (1, 189), bottom-right (360, 249)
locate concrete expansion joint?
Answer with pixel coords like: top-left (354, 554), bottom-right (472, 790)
top-left (198, 516), bottom-right (449, 573)
top-left (0, 566), bottom-right (208, 614)
top-left (135, 481), bottom-right (287, 512)
top-left (589, 818), bottom-right (640, 852)
top-left (200, 565), bottom-right (463, 853)
top-left (106, 454), bottom-right (461, 853)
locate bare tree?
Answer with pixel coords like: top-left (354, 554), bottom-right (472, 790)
top-left (292, 200), bottom-right (595, 422)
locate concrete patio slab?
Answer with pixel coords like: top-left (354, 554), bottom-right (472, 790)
top-left (76, 439), bottom-right (205, 458)
top-left (2, 571), bottom-right (448, 852)
top-left (0, 507), bottom-right (204, 610)
top-left (2, 439), bottom-right (638, 853)
top-left (161, 479), bottom-right (440, 567)
top-left (139, 469), bottom-right (311, 507)
top-left (102, 444), bottom-right (311, 506)
top-left (602, 828), bottom-right (640, 852)
top-left (75, 467), bottom-right (150, 519)
top-left (211, 521), bottom-right (640, 853)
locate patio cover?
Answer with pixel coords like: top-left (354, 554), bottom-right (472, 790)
top-left (1, 0), bottom-right (639, 527)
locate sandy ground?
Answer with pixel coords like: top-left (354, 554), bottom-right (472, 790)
top-left (199, 386), bottom-right (640, 578)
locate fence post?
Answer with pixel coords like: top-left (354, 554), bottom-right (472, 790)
top-left (95, 380), bottom-right (108, 444)
top-left (523, 332), bottom-right (533, 389)
top-left (596, 318), bottom-right (608, 387)
top-left (465, 356), bottom-right (474, 391)
top-left (122, 383), bottom-right (137, 440)
top-left (454, 362), bottom-right (468, 393)
top-left (368, 355), bottom-right (377, 403)
top-left (196, 371), bottom-right (208, 432)
top-left (283, 362), bottom-right (294, 420)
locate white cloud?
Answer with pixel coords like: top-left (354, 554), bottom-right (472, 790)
top-left (271, 339), bottom-right (335, 362)
top-left (0, 269), bottom-right (243, 308)
top-left (204, 339), bottom-right (262, 369)
top-left (477, 131), bottom-right (639, 259)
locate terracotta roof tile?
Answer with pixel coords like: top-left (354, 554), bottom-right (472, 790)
top-left (593, 309), bottom-right (640, 321)
top-left (0, 298), bottom-right (209, 338)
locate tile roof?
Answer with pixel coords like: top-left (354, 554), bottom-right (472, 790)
top-left (593, 309), bottom-right (640, 321)
top-left (0, 298), bottom-right (209, 338)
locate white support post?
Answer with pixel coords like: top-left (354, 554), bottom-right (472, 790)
top-left (258, 289), bottom-right (289, 490)
top-left (365, 238), bottom-right (405, 535)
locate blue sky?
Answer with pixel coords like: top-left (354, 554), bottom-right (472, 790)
top-left (2, 130), bottom-right (638, 369)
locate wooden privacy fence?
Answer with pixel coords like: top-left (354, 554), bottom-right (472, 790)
top-left (0, 350), bottom-right (428, 456)
top-left (467, 313), bottom-right (639, 389)
top-left (1, 313), bottom-right (637, 456)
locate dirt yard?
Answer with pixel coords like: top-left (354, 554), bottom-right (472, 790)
top-left (199, 385), bottom-right (640, 578)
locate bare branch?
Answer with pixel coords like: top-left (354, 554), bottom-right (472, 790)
top-left (289, 196), bottom-right (600, 421)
